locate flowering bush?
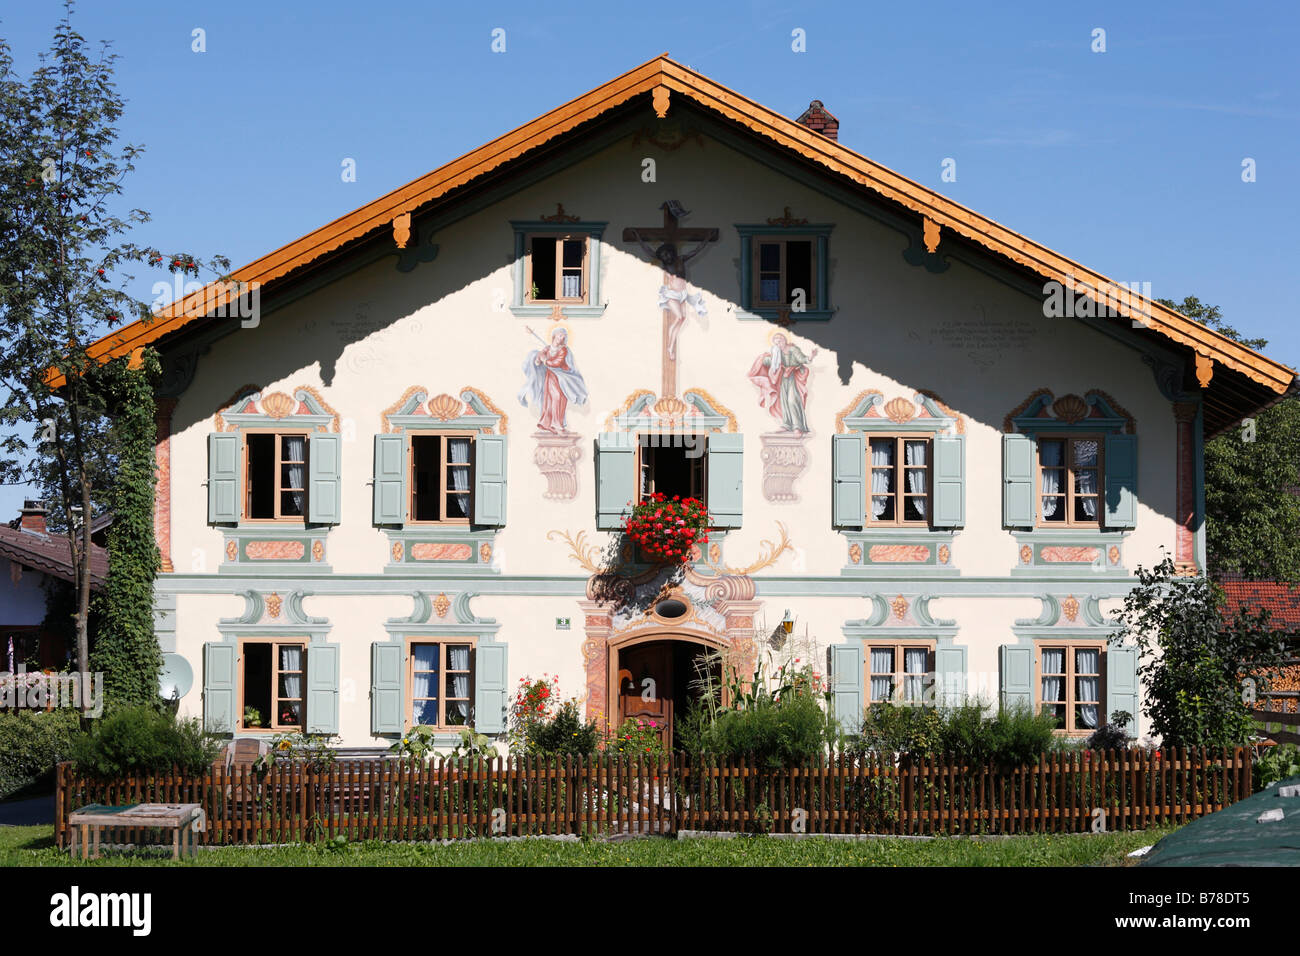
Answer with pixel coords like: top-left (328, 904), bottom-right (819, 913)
top-left (508, 675), bottom-right (602, 756)
top-left (622, 492), bottom-right (709, 563)
top-left (255, 732), bottom-right (340, 772)
top-left (608, 717), bottom-right (668, 758)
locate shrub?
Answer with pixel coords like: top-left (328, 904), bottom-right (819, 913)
top-left (608, 717), bottom-right (668, 758)
top-left (847, 702), bottom-right (1059, 768)
top-left (526, 700), bottom-right (603, 756)
top-left (699, 693), bottom-right (836, 769)
top-left (854, 702), bottom-right (944, 757)
top-left (1253, 743), bottom-right (1300, 792)
top-left (0, 709), bottom-right (82, 797)
top-left (1085, 711), bottom-right (1134, 752)
top-left (71, 704), bottom-right (220, 777)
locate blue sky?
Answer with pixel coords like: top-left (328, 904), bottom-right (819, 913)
top-left (2, 0), bottom-right (1297, 518)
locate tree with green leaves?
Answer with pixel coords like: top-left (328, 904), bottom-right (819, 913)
top-left (1114, 557), bottom-right (1290, 747)
top-left (0, 4), bottom-right (226, 700)
top-left (1157, 296), bottom-right (1300, 582)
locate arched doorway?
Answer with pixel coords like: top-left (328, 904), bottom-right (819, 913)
top-left (608, 631), bottom-right (725, 750)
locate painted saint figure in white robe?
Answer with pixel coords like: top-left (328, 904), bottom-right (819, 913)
top-left (518, 328), bottom-right (588, 434)
top-left (747, 334), bottom-right (817, 434)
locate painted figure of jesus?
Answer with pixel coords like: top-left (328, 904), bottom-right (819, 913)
top-left (518, 327), bottom-right (588, 434)
top-left (625, 201), bottom-right (712, 361)
top-left (747, 334), bottom-right (817, 434)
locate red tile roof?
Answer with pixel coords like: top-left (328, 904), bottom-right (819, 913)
top-left (0, 525), bottom-right (108, 589)
top-left (1221, 581), bottom-right (1300, 627)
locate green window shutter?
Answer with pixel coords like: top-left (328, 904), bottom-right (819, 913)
top-left (831, 432), bottom-right (865, 529)
top-left (1106, 645), bottom-right (1140, 738)
top-left (474, 642), bottom-right (508, 734)
top-left (1002, 433), bottom-right (1035, 528)
top-left (305, 643), bottom-right (340, 735)
top-left (931, 435), bottom-right (965, 528)
top-left (203, 642), bottom-right (237, 733)
top-left (371, 641), bottom-right (404, 734)
top-left (706, 433), bottom-right (744, 529)
top-left (934, 645), bottom-right (967, 707)
top-left (829, 642), bottom-right (864, 735)
top-left (999, 644), bottom-right (1034, 713)
top-left (373, 434), bottom-right (406, 525)
top-left (307, 433), bottom-right (342, 525)
top-left (473, 434), bottom-right (508, 526)
top-left (208, 433), bottom-right (241, 524)
top-left (1104, 434), bottom-right (1138, 529)
top-left (596, 432), bottom-right (636, 530)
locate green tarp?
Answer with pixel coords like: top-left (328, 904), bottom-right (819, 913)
top-left (1140, 774), bottom-right (1300, 866)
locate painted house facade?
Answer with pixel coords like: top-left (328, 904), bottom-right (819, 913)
top-left (88, 57), bottom-right (1295, 748)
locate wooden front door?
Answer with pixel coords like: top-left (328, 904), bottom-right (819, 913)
top-left (618, 642), bottom-right (673, 750)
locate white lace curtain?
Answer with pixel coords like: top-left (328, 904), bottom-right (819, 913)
top-left (903, 647), bottom-right (928, 702)
top-left (1076, 647), bottom-right (1100, 729)
top-left (411, 644), bottom-right (438, 725)
top-left (448, 645), bottom-right (471, 723)
top-left (448, 438), bottom-right (471, 518)
top-left (1041, 647), bottom-right (1065, 704)
top-left (1075, 440), bottom-right (1098, 519)
top-left (278, 645), bottom-right (301, 700)
top-left (1040, 441), bottom-right (1062, 517)
top-left (283, 436), bottom-right (306, 515)
top-left (905, 440), bottom-right (927, 519)
top-left (870, 648), bottom-right (893, 701)
top-left (871, 441), bottom-right (893, 518)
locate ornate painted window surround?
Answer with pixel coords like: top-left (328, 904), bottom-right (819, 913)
top-left (509, 220), bottom-right (608, 319)
top-left (378, 590), bottom-right (505, 746)
top-left (837, 391), bottom-right (962, 578)
top-left (380, 387), bottom-right (505, 576)
top-left (1004, 390), bottom-right (1134, 575)
top-left (213, 386), bottom-right (339, 576)
top-left (734, 221), bottom-right (835, 322)
top-left (206, 590), bottom-right (338, 738)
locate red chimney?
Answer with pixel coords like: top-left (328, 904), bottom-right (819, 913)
top-left (19, 500), bottom-right (47, 535)
top-left (795, 100), bottom-right (839, 141)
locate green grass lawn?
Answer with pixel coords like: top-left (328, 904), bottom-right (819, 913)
top-left (0, 823), bottom-right (1175, 867)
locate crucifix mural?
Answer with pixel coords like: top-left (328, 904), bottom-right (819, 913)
top-left (623, 201), bottom-right (718, 397)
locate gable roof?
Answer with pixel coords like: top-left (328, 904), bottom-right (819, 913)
top-left (0, 524), bottom-right (108, 589)
top-left (82, 55), bottom-right (1295, 433)
top-left (1221, 581), bottom-right (1300, 628)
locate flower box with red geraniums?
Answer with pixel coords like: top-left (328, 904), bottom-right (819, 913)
top-left (621, 492), bottom-right (710, 564)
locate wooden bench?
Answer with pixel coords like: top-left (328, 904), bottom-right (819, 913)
top-left (68, 803), bottom-right (206, 860)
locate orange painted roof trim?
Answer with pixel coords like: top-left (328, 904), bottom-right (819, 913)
top-left (81, 54), bottom-right (1295, 397)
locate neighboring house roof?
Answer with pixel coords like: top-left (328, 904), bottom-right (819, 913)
top-left (0, 525), bottom-right (108, 589)
top-left (73, 54), bottom-right (1296, 434)
top-left (1221, 581), bottom-right (1300, 628)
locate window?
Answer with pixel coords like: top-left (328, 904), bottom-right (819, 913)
top-left (244, 431), bottom-right (308, 521)
top-left (867, 643), bottom-right (934, 704)
top-left (638, 434), bottom-right (706, 504)
top-left (1039, 644), bottom-right (1102, 734)
top-left (527, 234), bottom-right (588, 303)
top-left (869, 436), bottom-right (932, 525)
top-left (753, 237), bottom-right (815, 308)
top-left (409, 640), bottom-right (476, 730)
top-left (410, 432), bottom-right (474, 524)
top-left (240, 639), bottom-right (305, 731)
top-left (1038, 436), bottom-right (1101, 526)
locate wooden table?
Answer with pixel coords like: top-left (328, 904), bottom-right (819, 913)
top-left (68, 803), bottom-right (206, 861)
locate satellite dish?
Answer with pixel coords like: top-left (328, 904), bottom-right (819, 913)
top-left (159, 653), bottom-right (194, 700)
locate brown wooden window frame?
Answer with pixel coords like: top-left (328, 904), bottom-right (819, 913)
top-left (636, 433), bottom-right (708, 507)
top-left (405, 637), bottom-right (477, 732)
top-left (242, 428), bottom-right (310, 524)
top-left (1036, 641), bottom-right (1105, 736)
top-left (751, 235), bottom-right (818, 309)
top-left (525, 233), bottom-right (590, 305)
top-left (1036, 433), bottom-right (1103, 528)
top-left (408, 430), bottom-right (476, 526)
top-left (237, 637), bottom-right (307, 732)
top-left (867, 433), bottom-right (934, 528)
top-left (865, 641), bottom-right (936, 706)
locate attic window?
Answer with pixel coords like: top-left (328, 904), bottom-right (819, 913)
top-left (527, 235), bottom-right (587, 303)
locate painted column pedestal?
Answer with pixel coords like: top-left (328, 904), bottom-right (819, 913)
top-left (532, 431), bottom-right (583, 501)
top-left (758, 432), bottom-right (810, 502)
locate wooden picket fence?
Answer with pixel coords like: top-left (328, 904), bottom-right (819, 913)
top-left (54, 747), bottom-right (1251, 848)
